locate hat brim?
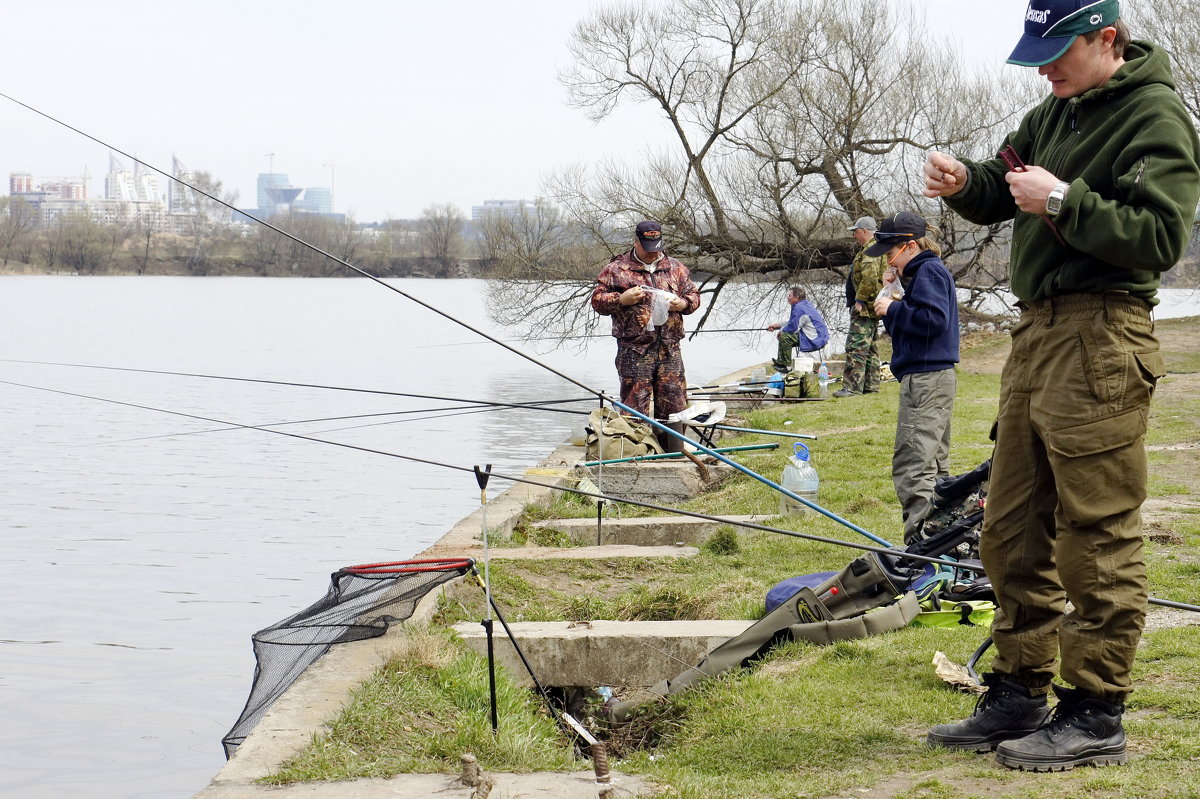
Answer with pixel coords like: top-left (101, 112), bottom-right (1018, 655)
top-left (1007, 33), bottom-right (1075, 67)
top-left (637, 236), bottom-right (665, 252)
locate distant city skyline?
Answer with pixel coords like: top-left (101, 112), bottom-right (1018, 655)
top-left (0, 1), bottom-right (1026, 224)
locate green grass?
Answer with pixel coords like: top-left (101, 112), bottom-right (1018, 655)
top-left (265, 320), bottom-right (1200, 797)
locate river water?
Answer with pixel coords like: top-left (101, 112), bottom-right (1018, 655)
top-left (0, 276), bottom-right (768, 799)
top-left (2, 276), bottom-right (1196, 799)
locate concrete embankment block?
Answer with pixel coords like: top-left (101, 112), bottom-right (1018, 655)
top-left (531, 514), bottom-right (769, 547)
top-left (574, 461), bottom-right (737, 505)
top-left (453, 619), bottom-right (754, 688)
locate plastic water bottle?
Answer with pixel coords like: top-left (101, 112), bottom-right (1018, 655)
top-left (780, 442), bottom-right (820, 515)
top-left (818, 361), bottom-right (830, 398)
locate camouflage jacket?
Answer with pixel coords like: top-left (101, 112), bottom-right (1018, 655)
top-left (851, 242), bottom-right (888, 318)
top-left (591, 250), bottom-right (701, 352)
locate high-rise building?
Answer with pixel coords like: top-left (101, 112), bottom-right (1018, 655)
top-left (295, 187), bottom-right (332, 215)
top-left (256, 173), bottom-right (290, 216)
top-left (105, 153), bottom-right (159, 204)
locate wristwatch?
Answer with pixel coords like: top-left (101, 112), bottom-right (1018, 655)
top-left (1046, 181), bottom-right (1070, 216)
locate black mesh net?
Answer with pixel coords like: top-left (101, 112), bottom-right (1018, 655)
top-left (222, 558), bottom-right (474, 758)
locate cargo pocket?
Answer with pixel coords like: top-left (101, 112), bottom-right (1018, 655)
top-left (1045, 407), bottom-right (1148, 525)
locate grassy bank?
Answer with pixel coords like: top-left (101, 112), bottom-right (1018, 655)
top-left (269, 319), bottom-right (1200, 798)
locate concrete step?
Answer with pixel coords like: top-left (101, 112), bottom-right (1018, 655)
top-left (573, 460), bottom-right (738, 504)
top-left (532, 514), bottom-right (771, 547)
top-left (453, 619), bottom-right (754, 689)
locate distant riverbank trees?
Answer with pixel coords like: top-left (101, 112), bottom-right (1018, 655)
top-left (482, 0), bottom-right (1200, 341)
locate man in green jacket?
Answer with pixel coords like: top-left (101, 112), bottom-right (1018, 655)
top-left (922, 0), bottom-right (1200, 772)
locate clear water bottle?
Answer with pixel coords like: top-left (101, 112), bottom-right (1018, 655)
top-left (780, 442), bottom-right (820, 515)
top-left (818, 361), bottom-right (830, 398)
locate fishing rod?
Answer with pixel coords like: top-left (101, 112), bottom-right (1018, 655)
top-left (0, 95), bottom-right (958, 550)
top-left (10, 375), bottom-right (1198, 614)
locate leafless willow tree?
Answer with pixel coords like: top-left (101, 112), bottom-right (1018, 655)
top-left (172, 171), bottom-right (238, 275)
top-left (477, 199), bottom-right (611, 338)
top-left (486, 0), bottom-right (1040, 340)
top-left (419, 203), bottom-right (464, 273)
top-left (0, 197), bottom-right (38, 268)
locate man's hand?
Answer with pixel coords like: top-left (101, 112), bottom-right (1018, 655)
top-left (923, 152), bottom-right (968, 198)
top-left (668, 296), bottom-right (687, 312)
top-left (874, 297), bottom-right (893, 317)
top-left (766, 323), bottom-right (781, 331)
top-left (1004, 166), bottom-right (1061, 214)
top-left (619, 285), bottom-right (646, 306)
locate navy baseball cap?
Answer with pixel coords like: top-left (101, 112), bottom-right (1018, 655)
top-left (1007, 0), bottom-right (1120, 67)
top-left (635, 220), bottom-right (665, 252)
top-left (864, 212), bottom-right (927, 257)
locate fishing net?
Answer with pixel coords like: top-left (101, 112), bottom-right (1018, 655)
top-left (222, 557), bottom-right (474, 758)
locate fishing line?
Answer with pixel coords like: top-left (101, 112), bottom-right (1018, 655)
top-left (7, 376), bottom-right (1197, 613)
top-left (0, 357), bottom-right (595, 410)
top-left (92, 398), bottom-right (589, 447)
top-left (426, 328), bottom-right (772, 348)
top-left (0, 90), bottom-right (602, 396)
top-left (0, 97), bottom-right (993, 549)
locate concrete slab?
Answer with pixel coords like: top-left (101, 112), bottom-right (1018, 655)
top-left (531, 514), bottom-right (770, 547)
top-left (453, 620), bottom-right (755, 688)
top-left (574, 461), bottom-right (737, 505)
top-left (196, 769), bottom-right (655, 798)
top-left (490, 544), bottom-right (698, 560)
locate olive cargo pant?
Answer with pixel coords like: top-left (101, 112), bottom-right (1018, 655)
top-left (893, 368), bottom-right (956, 542)
top-left (982, 293), bottom-right (1160, 701)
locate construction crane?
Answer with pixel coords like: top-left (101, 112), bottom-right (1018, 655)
top-left (322, 161), bottom-right (359, 213)
top-left (264, 152), bottom-right (276, 173)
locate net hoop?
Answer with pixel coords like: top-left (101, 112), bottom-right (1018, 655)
top-left (341, 557), bottom-right (475, 576)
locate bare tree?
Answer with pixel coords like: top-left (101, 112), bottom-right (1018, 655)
top-left (478, 200), bottom-right (611, 342)
top-left (0, 197), bottom-right (38, 268)
top-left (174, 171), bottom-right (238, 275)
top-left (1127, 0), bottom-right (1200, 127)
top-left (489, 0), bottom-right (1038, 337)
top-left (419, 203), bottom-right (464, 274)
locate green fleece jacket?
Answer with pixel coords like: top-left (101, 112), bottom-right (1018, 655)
top-left (946, 41), bottom-right (1200, 305)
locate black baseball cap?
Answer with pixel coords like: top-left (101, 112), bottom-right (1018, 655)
top-left (635, 220), bottom-right (665, 252)
top-left (864, 212), bottom-right (927, 257)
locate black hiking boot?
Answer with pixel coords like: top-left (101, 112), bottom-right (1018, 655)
top-left (994, 685), bottom-right (1126, 771)
top-left (927, 673), bottom-right (1051, 752)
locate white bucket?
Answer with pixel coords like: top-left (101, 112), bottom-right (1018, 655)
top-left (795, 354), bottom-right (815, 374)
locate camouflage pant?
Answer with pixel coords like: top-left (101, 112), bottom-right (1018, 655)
top-left (615, 339), bottom-right (689, 419)
top-left (771, 331), bottom-right (801, 374)
top-left (841, 313), bottom-right (881, 393)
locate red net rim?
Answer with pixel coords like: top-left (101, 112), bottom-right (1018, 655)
top-left (342, 557), bottom-right (474, 576)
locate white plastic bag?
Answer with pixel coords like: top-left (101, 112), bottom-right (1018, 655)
top-left (644, 288), bottom-right (676, 331)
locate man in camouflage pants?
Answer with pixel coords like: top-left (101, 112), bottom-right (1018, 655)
top-left (835, 217), bottom-right (887, 397)
top-left (591, 221), bottom-right (701, 420)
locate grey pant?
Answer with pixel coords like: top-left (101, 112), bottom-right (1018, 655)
top-left (893, 368), bottom-right (956, 542)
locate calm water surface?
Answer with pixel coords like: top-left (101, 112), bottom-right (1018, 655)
top-left (0, 276), bottom-right (764, 799)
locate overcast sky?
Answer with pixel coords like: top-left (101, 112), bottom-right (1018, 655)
top-left (1, 0), bottom-right (1029, 223)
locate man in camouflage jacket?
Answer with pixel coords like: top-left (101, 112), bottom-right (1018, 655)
top-left (591, 221), bottom-right (702, 419)
top-left (835, 216), bottom-right (887, 397)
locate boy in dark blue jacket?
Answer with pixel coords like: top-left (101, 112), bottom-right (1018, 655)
top-left (870, 212), bottom-right (960, 542)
